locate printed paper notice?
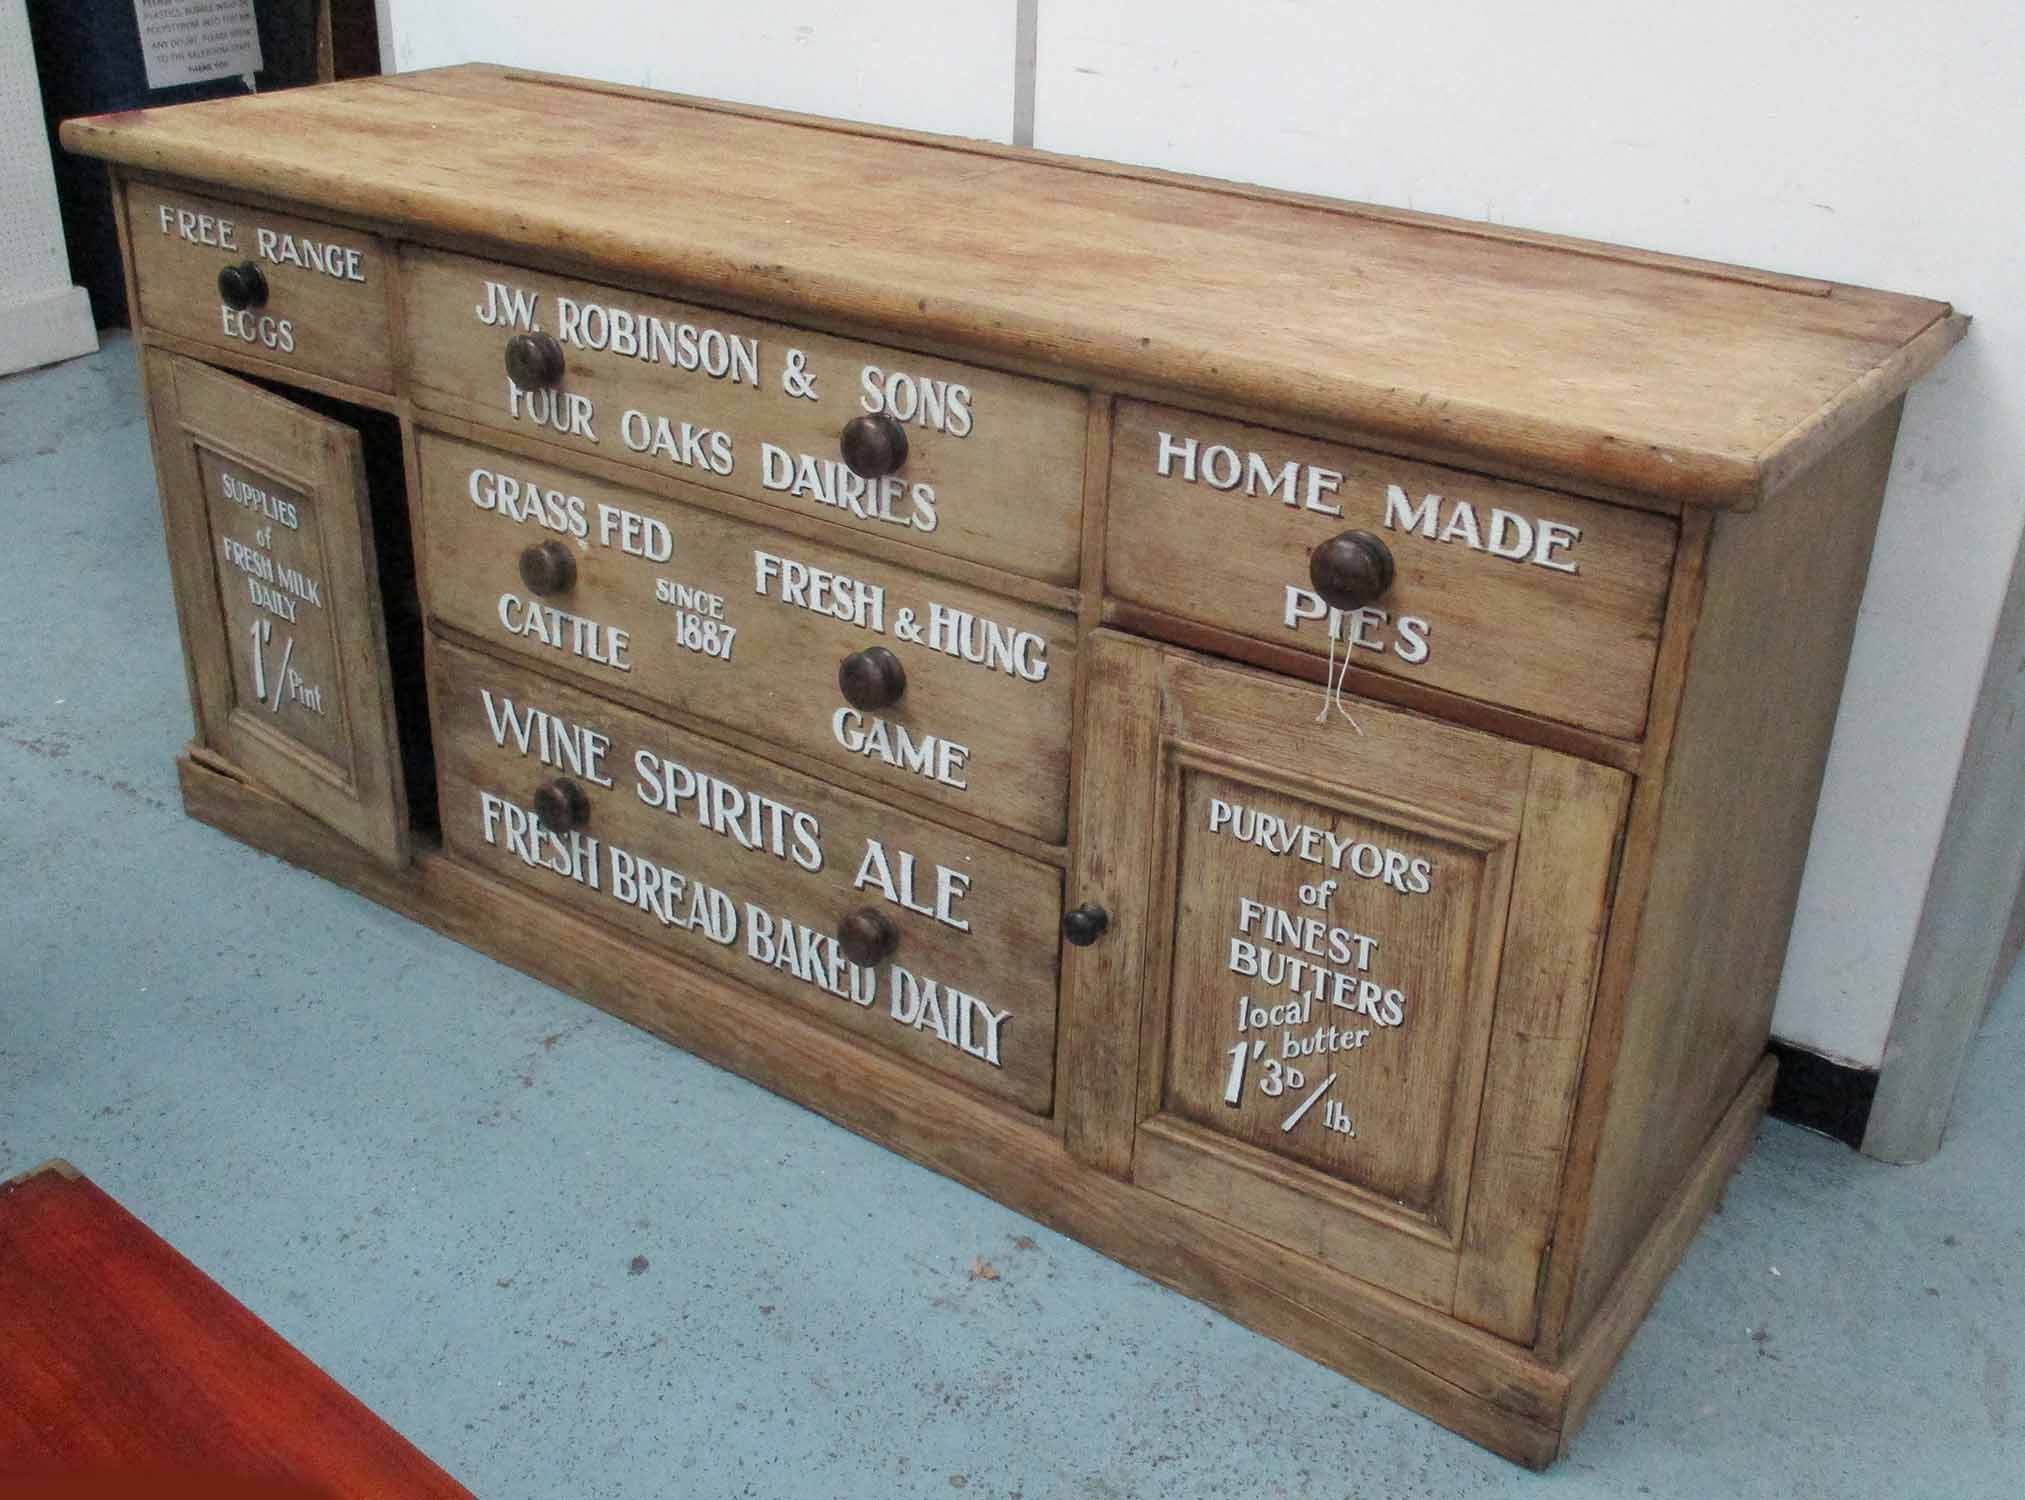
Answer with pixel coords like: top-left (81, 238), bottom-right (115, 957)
top-left (134, 0), bottom-right (264, 90)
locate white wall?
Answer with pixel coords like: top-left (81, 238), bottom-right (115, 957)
top-left (385, 2), bottom-right (2023, 1071)
top-left (383, 1), bottom-right (1016, 143)
top-left (1, 0), bottom-right (96, 373)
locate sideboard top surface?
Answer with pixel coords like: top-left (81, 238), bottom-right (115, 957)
top-left (64, 64), bottom-right (1964, 509)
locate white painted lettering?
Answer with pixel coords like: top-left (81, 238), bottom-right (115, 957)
top-left (496, 592), bottom-right (632, 671)
top-left (1206, 797), bottom-right (1433, 895)
top-left (832, 708), bottom-right (970, 789)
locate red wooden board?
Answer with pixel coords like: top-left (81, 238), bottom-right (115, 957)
top-left (0, 1161), bottom-right (470, 1497)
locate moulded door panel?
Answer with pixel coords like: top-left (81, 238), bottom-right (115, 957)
top-left (145, 353), bottom-right (409, 865)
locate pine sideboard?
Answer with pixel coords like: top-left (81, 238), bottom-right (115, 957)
top-left (64, 66), bottom-right (1965, 1465)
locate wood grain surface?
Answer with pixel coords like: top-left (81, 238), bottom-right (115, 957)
top-left (1069, 642), bottom-right (1627, 1327)
top-left (126, 180), bottom-right (393, 393)
top-left (1107, 400), bottom-right (1679, 738)
top-left (1557, 400), bottom-right (1909, 1341)
top-left (62, 65), bottom-right (1963, 509)
top-left (0, 1161), bottom-right (469, 1496)
top-left (402, 247), bottom-right (1088, 582)
top-left (1157, 763), bottom-right (1510, 1229)
top-left (1451, 752), bottom-right (1630, 1343)
top-left (146, 354), bottom-right (409, 866)
top-left (430, 639), bottom-right (1064, 1113)
top-left (1058, 633), bottom-right (1163, 1174)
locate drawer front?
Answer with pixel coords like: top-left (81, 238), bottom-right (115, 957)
top-left (417, 432), bottom-right (1075, 843)
top-left (126, 182), bottom-right (392, 392)
top-left (432, 641), bottom-right (1062, 1113)
top-left (402, 247), bottom-right (1088, 582)
top-left (1071, 637), bottom-right (1628, 1338)
top-left (1105, 401), bottom-right (1678, 738)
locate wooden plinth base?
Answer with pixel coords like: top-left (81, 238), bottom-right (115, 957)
top-left (179, 750), bottom-right (1773, 1467)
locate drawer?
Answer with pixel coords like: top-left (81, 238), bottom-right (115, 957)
top-left (402, 247), bottom-right (1088, 582)
top-left (1105, 402), bottom-right (1679, 738)
top-left (1073, 636), bottom-right (1630, 1338)
top-left (417, 432), bottom-right (1075, 843)
top-left (432, 640), bottom-right (1062, 1113)
top-left (125, 181), bottom-right (392, 392)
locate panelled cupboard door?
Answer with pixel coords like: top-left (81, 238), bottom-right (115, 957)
top-left (1068, 634), bottom-right (1627, 1343)
top-left (144, 353), bottom-right (409, 865)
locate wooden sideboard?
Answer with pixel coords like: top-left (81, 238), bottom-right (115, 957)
top-left (63, 66), bottom-right (1965, 1466)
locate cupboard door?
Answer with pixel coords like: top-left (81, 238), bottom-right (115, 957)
top-left (145, 354), bottom-right (409, 865)
top-left (1064, 634), bottom-right (1627, 1341)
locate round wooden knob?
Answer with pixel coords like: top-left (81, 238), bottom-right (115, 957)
top-left (837, 907), bottom-right (899, 967)
top-left (1062, 904), bottom-right (1110, 947)
top-left (518, 538), bottom-right (576, 597)
top-left (1308, 530), bottom-right (1396, 611)
top-left (532, 777), bottom-right (590, 835)
top-left (839, 413), bottom-right (909, 478)
top-left (216, 261), bottom-right (268, 311)
top-left (838, 646), bottom-right (907, 711)
top-left (505, 330), bottom-right (565, 389)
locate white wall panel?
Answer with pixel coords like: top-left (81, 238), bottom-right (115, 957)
top-left (1, 0), bottom-right (96, 373)
top-left (385, 1), bottom-right (1017, 142)
top-left (1036, 1), bottom-right (2023, 1067)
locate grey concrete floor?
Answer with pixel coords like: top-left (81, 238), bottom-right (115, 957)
top-left (3, 336), bottom-right (2020, 1499)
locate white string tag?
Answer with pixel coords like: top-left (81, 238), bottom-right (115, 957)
top-left (1314, 611), bottom-right (1365, 735)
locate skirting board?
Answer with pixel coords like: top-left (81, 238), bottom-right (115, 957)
top-left (176, 748), bottom-right (1774, 1468)
top-left (0, 284), bottom-right (97, 376)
